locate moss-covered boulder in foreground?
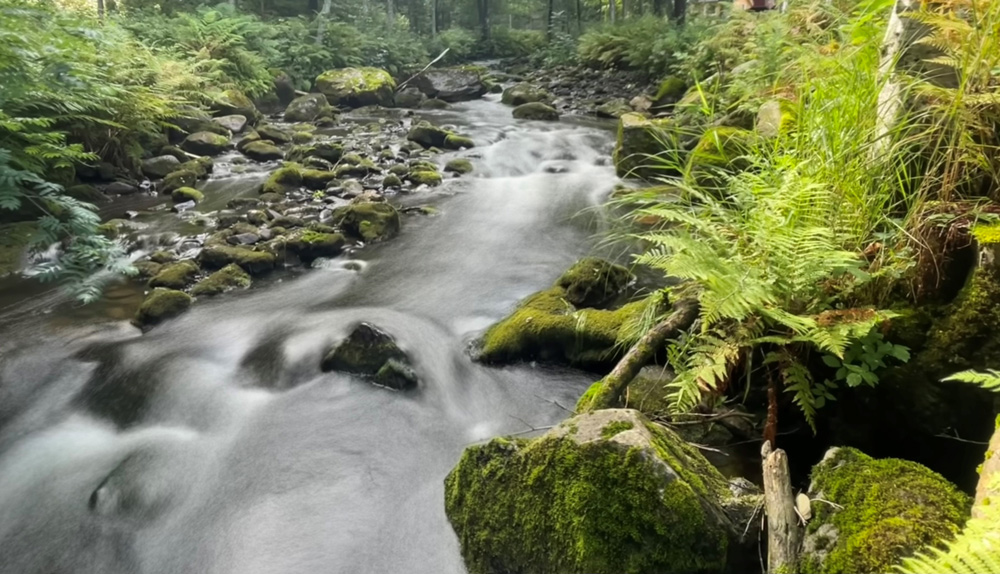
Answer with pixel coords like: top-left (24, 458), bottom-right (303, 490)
top-left (133, 288), bottom-right (192, 328)
top-left (190, 263), bottom-right (251, 296)
top-left (315, 67), bottom-right (395, 108)
top-left (800, 447), bottom-right (970, 574)
top-left (284, 93), bottom-right (333, 122)
top-left (180, 131), bottom-right (231, 157)
top-left (445, 408), bottom-right (754, 574)
top-left (613, 113), bottom-right (680, 180)
top-left (332, 202), bottom-right (400, 243)
top-left (148, 260), bottom-right (199, 289)
top-left (475, 258), bottom-right (643, 370)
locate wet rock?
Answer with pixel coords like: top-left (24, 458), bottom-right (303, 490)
top-left (236, 130), bottom-right (260, 152)
top-left (412, 67), bottom-right (487, 102)
top-left (651, 76), bottom-right (686, 110)
top-left (198, 245), bottom-right (276, 275)
top-left (393, 86), bottom-right (426, 108)
top-left (315, 67), bottom-right (395, 108)
top-left (501, 82), bottom-right (552, 106)
top-left (256, 124), bottom-right (293, 145)
top-left (133, 260), bottom-right (162, 279)
top-left (270, 215), bottom-right (304, 229)
top-left (246, 210), bottom-right (269, 226)
top-left (262, 165), bottom-right (303, 195)
top-left (557, 257), bottom-right (633, 308)
top-left (512, 102), bottom-right (560, 121)
top-left (148, 260), bottom-right (199, 289)
top-left (190, 263), bottom-right (251, 296)
top-left (214, 114), bottom-right (248, 133)
top-left (65, 184), bottom-right (110, 204)
top-left (444, 158), bottom-right (473, 174)
top-left (162, 170), bottom-right (198, 193)
top-left (211, 89), bottom-right (258, 122)
top-left (409, 170), bottom-right (442, 187)
top-left (133, 288), bottom-right (192, 328)
top-left (242, 141), bottom-right (284, 162)
top-left (419, 98), bottom-right (450, 110)
top-left (382, 174), bottom-right (402, 188)
top-left (227, 233), bottom-right (260, 246)
top-left (286, 229), bottom-right (346, 262)
top-left (287, 142), bottom-right (344, 164)
top-left (284, 93), bottom-right (332, 123)
top-left (332, 202), bottom-right (400, 243)
top-left (216, 210), bottom-right (242, 229)
top-left (613, 113), bottom-right (680, 180)
top-left (374, 359), bottom-right (419, 391)
top-left (159, 145), bottom-right (189, 163)
top-left (444, 134), bottom-right (475, 149)
top-left (104, 181), bottom-right (139, 195)
top-left (800, 447), bottom-right (970, 574)
top-left (444, 408), bottom-right (755, 574)
top-left (321, 322), bottom-right (416, 388)
top-left (335, 164), bottom-right (373, 179)
top-left (407, 122), bottom-right (474, 150)
top-left (170, 187), bottom-right (204, 204)
top-left (302, 170), bottom-right (338, 190)
top-left (149, 250), bottom-right (177, 264)
top-left (180, 131), bottom-right (231, 157)
top-left (595, 98), bottom-right (632, 119)
top-left (178, 157), bottom-right (213, 179)
top-left (141, 155), bottom-right (181, 179)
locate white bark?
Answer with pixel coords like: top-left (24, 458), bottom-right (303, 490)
top-left (762, 441), bottom-right (801, 574)
top-left (874, 0), bottom-right (918, 156)
top-left (315, 0), bottom-right (332, 45)
top-left (609, 0), bottom-right (616, 23)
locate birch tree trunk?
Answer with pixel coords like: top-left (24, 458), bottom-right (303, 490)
top-left (97, 0), bottom-right (105, 19)
top-left (874, 0), bottom-right (918, 156)
top-left (387, 0), bottom-right (394, 25)
top-left (609, 0), bottom-right (616, 23)
top-left (315, 0), bottom-right (332, 45)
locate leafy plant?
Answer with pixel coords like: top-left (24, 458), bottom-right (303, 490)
top-left (822, 330), bottom-right (910, 389)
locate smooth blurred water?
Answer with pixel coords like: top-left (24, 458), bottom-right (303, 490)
top-left (0, 97), bottom-right (622, 574)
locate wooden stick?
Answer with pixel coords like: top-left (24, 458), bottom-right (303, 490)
top-left (761, 441), bottom-right (800, 574)
top-left (395, 49), bottom-right (451, 92)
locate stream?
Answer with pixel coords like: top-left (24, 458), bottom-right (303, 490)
top-left (0, 96), bottom-right (622, 573)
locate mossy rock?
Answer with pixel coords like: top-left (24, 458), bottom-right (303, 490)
top-left (420, 98), bottom-right (450, 110)
top-left (148, 260), bottom-right (199, 289)
top-left (158, 145), bottom-right (189, 163)
top-left (179, 157), bottom-right (213, 179)
top-left (262, 164), bottom-right (303, 195)
top-left (596, 98), bottom-right (632, 119)
top-left (388, 164), bottom-right (411, 177)
top-left (374, 359), bottom-right (419, 391)
top-left (409, 170), bottom-right (443, 187)
top-left (382, 174), bottom-right (402, 188)
top-left (315, 67), bottom-right (395, 108)
top-left (190, 263), bottom-right (251, 296)
top-left (613, 113), bottom-right (682, 180)
top-left (198, 244), bottom-right (276, 275)
top-left (133, 260), bottom-right (163, 280)
top-left (284, 93), bottom-right (333, 122)
top-left (444, 158), bottom-right (473, 174)
top-left (65, 184), bottom-right (109, 204)
top-left (686, 126), bottom-right (757, 187)
top-left (444, 134), bottom-right (475, 150)
top-left (242, 141), bottom-right (284, 162)
top-left (302, 170), bottom-right (338, 190)
top-left (756, 99), bottom-right (797, 138)
top-left (321, 322), bottom-right (409, 373)
top-left (141, 155), bottom-right (182, 179)
top-left (332, 202), bottom-right (401, 243)
top-left (162, 170), bottom-right (198, 194)
top-left (180, 131), bottom-right (231, 157)
top-left (652, 76), bottom-right (687, 109)
top-left (213, 114), bottom-right (247, 134)
top-left (212, 89), bottom-right (258, 121)
top-left (291, 131), bottom-right (313, 144)
top-left (556, 257), bottom-right (633, 308)
top-left (256, 124), bottom-right (293, 145)
top-left (407, 122), bottom-right (474, 150)
top-left (800, 447), bottom-right (970, 574)
top-left (170, 186), bottom-right (204, 204)
top-left (0, 221), bottom-right (36, 276)
top-left (501, 82), bottom-right (552, 106)
top-left (133, 288), bottom-right (192, 328)
top-left (444, 408), bottom-right (745, 574)
top-left (335, 164), bottom-right (372, 178)
top-left (286, 229), bottom-right (346, 262)
top-left (512, 102), bottom-right (560, 121)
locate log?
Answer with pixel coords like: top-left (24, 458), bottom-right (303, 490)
top-left (579, 299), bottom-right (698, 412)
top-left (762, 441), bottom-right (800, 574)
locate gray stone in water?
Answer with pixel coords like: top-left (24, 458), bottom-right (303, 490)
top-left (412, 68), bottom-right (487, 103)
top-left (104, 181), bottom-right (139, 195)
top-left (172, 200), bottom-right (196, 212)
top-left (393, 86), bottom-right (426, 108)
top-left (284, 93), bottom-right (332, 123)
top-left (512, 102), bottom-right (560, 122)
top-left (374, 359), bottom-right (419, 391)
top-left (214, 114), bottom-right (248, 134)
top-left (321, 323), bottom-right (418, 390)
top-left (227, 233), bottom-right (260, 246)
top-left (142, 155), bottom-right (181, 179)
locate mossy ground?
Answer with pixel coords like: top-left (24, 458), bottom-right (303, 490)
top-left (801, 447), bottom-right (971, 574)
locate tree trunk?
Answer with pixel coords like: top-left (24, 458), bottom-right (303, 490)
top-left (431, 0), bottom-right (438, 36)
top-left (609, 0), bottom-right (616, 23)
top-left (315, 0), bottom-right (332, 45)
top-left (478, 0), bottom-right (490, 40)
top-left (622, 0), bottom-right (628, 19)
top-left (874, 0), bottom-right (918, 156)
top-left (672, 0), bottom-right (687, 24)
top-left (547, 0), bottom-right (555, 40)
top-left (97, 0), bottom-right (105, 19)
top-left (579, 299), bottom-right (698, 412)
top-left (386, 0), bottom-right (394, 24)
top-left (762, 441), bottom-right (801, 574)
top-left (652, 0), bottom-right (663, 16)
top-left (576, 0), bottom-right (582, 32)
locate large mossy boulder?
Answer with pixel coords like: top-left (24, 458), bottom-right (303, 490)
top-left (445, 408), bottom-right (755, 574)
top-left (198, 244), bottom-right (276, 275)
top-left (513, 102), bottom-right (560, 121)
top-left (321, 322), bottom-right (419, 390)
top-left (181, 131), bottom-right (231, 157)
top-left (162, 169), bottom-right (198, 193)
top-left (332, 202), bottom-right (401, 243)
top-left (686, 126), bottom-right (757, 187)
top-left (412, 67), bottom-right (487, 102)
top-left (133, 288), bottom-right (192, 328)
top-left (241, 140), bottom-right (284, 162)
top-left (212, 89), bottom-right (258, 122)
top-left (613, 113), bottom-right (681, 180)
top-left (315, 67), bottom-right (395, 108)
top-left (141, 155), bottom-right (182, 179)
top-left (800, 447), bottom-right (970, 574)
top-left (406, 121), bottom-right (474, 150)
top-left (476, 259), bottom-right (647, 370)
top-left (286, 229), bottom-right (346, 262)
top-left (501, 82), bottom-right (552, 106)
top-left (190, 263), bottom-right (251, 296)
top-left (284, 93), bottom-right (333, 122)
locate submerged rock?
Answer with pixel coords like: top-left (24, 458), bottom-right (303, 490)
top-left (412, 68), bottom-right (487, 102)
top-left (321, 322), bottom-right (418, 390)
top-left (262, 165), bottom-right (303, 195)
top-left (800, 447), bottom-right (970, 574)
top-left (444, 158), bottom-right (473, 174)
top-left (284, 93), bottom-right (333, 123)
top-left (512, 102), bottom-right (560, 121)
top-left (444, 408), bottom-right (756, 574)
top-left (315, 67), bottom-right (395, 108)
top-left (190, 263), bottom-right (251, 296)
top-left (133, 288), bottom-right (192, 328)
top-left (332, 202), bottom-right (400, 243)
top-left (170, 187), bottom-right (203, 204)
top-left (407, 122), bottom-right (475, 150)
top-left (286, 229), bottom-right (346, 262)
top-left (147, 260), bottom-right (199, 290)
top-left (198, 245), bottom-right (276, 275)
top-left (161, 170), bottom-right (198, 193)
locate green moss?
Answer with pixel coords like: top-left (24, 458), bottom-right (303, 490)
top-left (653, 76), bottom-right (687, 104)
top-left (756, 99), bottom-right (797, 138)
top-left (557, 257), bottom-right (633, 308)
top-left (198, 244), bottom-right (276, 275)
top-left (262, 164), bottom-right (303, 195)
top-left (190, 263), bottom-right (251, 296)
top-left (600, 420), bottom-right (634, 438)
top-left (301, 169), bottom-right (337, 190)
top-left (409, 170), bottom-right (443, 186)
top-left (444, 412), bottom-right (730, 574)
top-left (800, 447), bottom-right (971, 574)
top-left (0, 221), bottom-right (36, 275)
top-left (292, 131), bottom-right (313, 144)
top-left (242, 141), bottom-right (284, 162)
top-left (972, 223), bottom-right (1000, 245)
top-left (686, 126), bottom-right (758, 188)
top-left (133, 288), bottom-right (192, 328)
top-left (512, 102), bottom-right (560, 121)
top-left (256, 124), bottom-right (293, 144)
top-left (287, 229), bottom-right (346, 262)
top-left (162, 169), bottom-right (198, 193)
top-left (315, 67), bottom-right (395, 108)
top-left (335, 164), bottom-right (371, 178)
top-left (501, 82), bottom-right (552, 106)
top-left (444, 134), bottom-right (475, 149)
top-left (181, 131), bottom-right (230, 156)
top-left (576, 381), bottom-right (603, 413)
top-left (612, 113), bottom-right (681, 180)
top-left (179, 156), bottom-right (213, 179)
top-left (171, 186), bottom-right (204, 203)
top-left (333, 202), bottom-right (400, 243)
top-left (382, 174), bottom-right (402, 188)
top-left (148, 260), bottom-right (199, 289)
top-left (445, 158), bottom-right (474, 174)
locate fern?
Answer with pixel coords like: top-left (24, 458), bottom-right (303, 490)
top-left (942, 370), bottom-right (1000, 392)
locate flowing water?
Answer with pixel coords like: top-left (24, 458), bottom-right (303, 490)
top-left (0, 97), bottom-right (622, 573)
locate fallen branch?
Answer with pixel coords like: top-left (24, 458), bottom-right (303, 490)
top-left (396, 48), bottom-right (450, 92)
top-left (579, 298), bottom-right (699, 412)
